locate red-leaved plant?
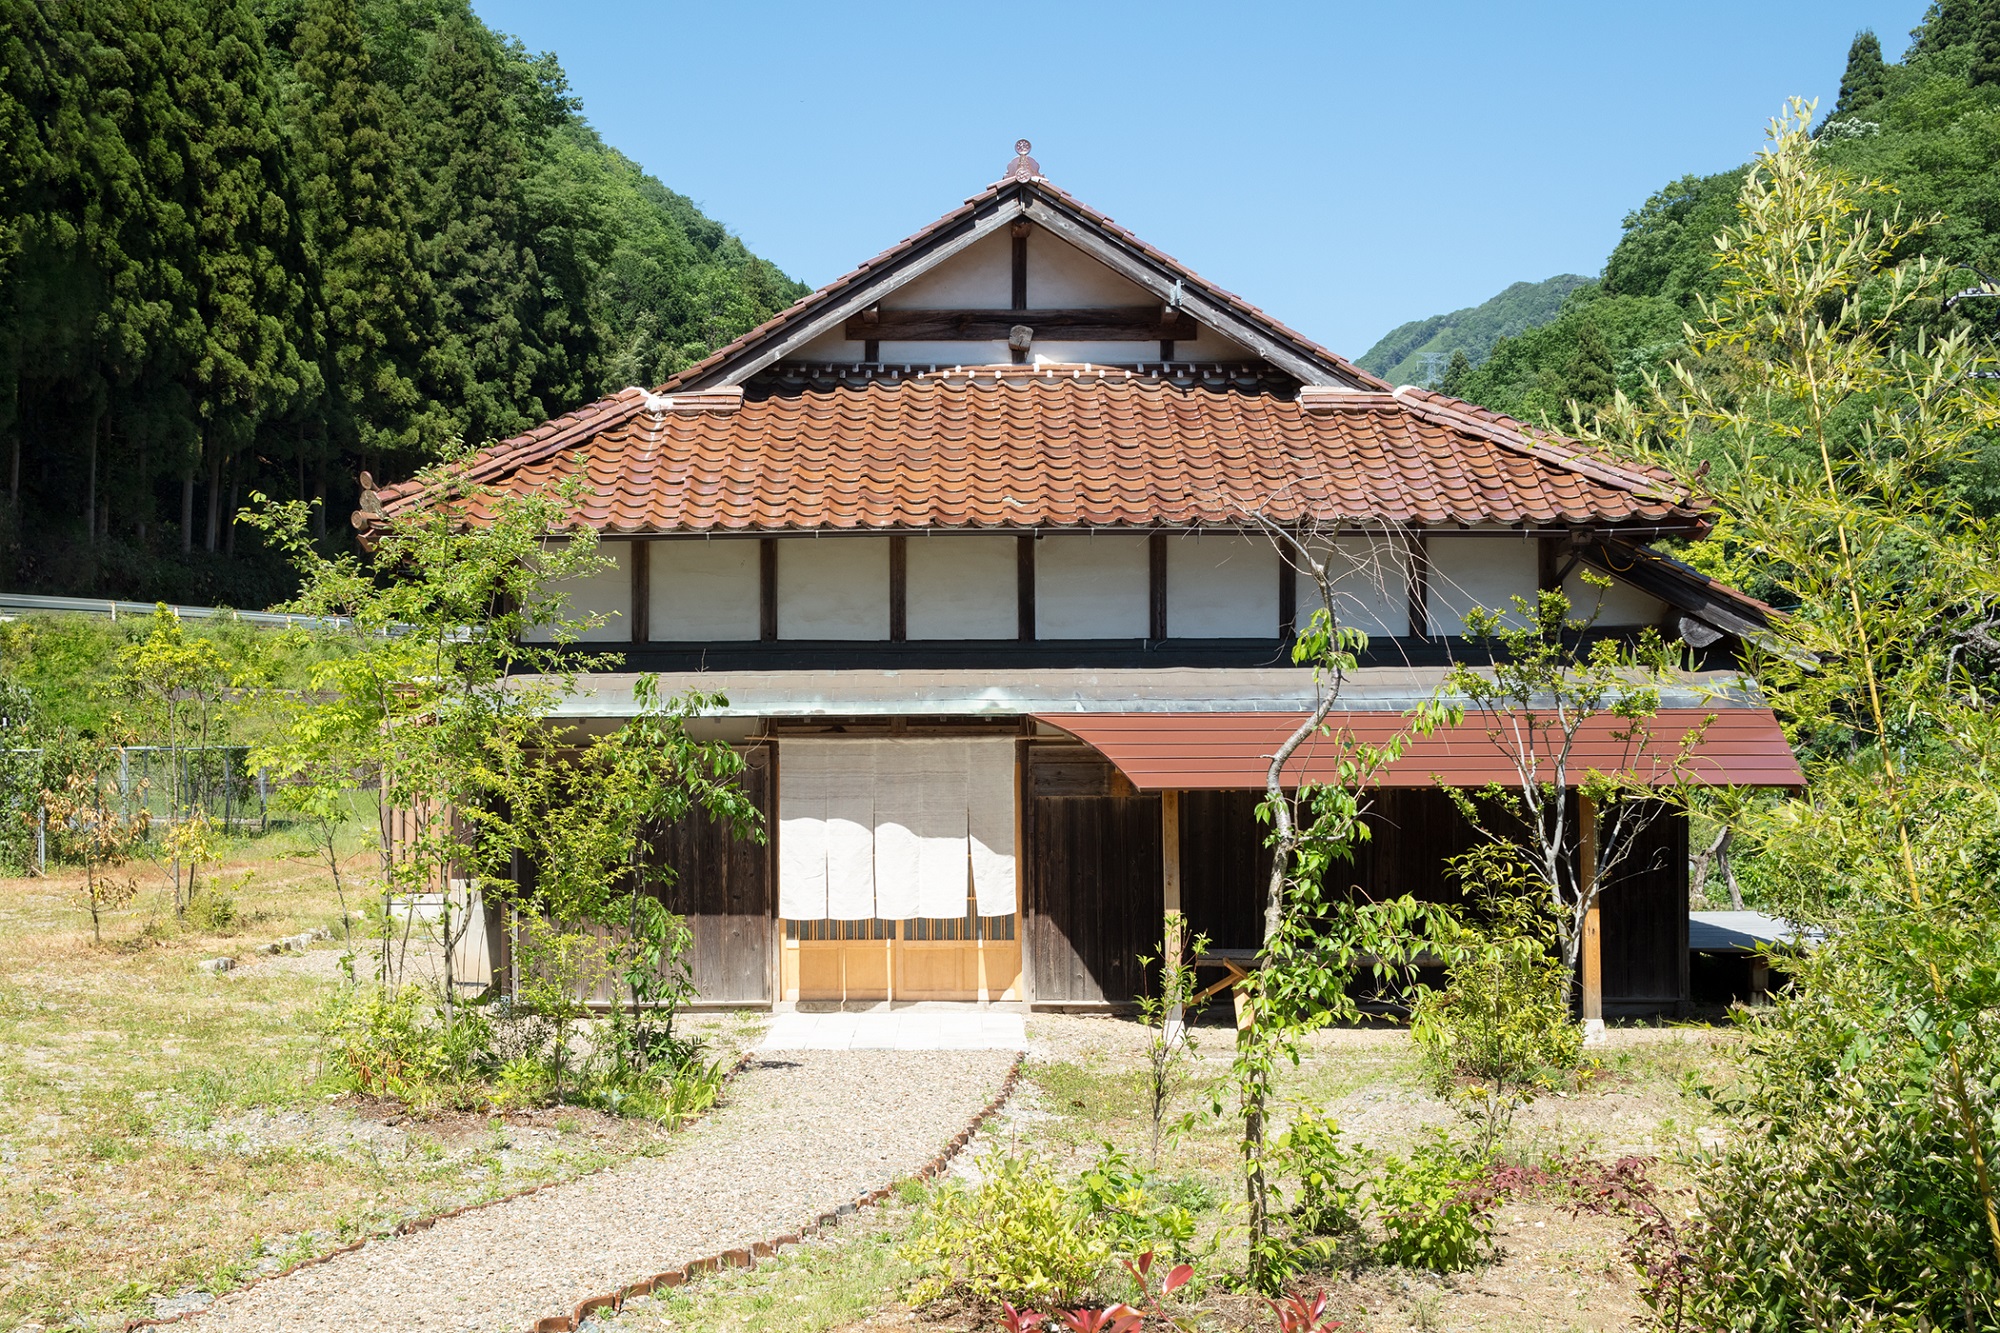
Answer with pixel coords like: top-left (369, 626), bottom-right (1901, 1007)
top-left (1266, 1290), bottom-right (1340, 1333)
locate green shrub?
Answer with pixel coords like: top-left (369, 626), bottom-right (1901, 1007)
top-left (1275, 1109), bottom-right (1364, 1237)
top-left (1411, 846), bottom-right (1583, 1153)
top-left (903, 1155), bottom-right (1110, 1308)
top-left (317, 984), bottom-right (491, 1109)
top-left (1369, 1134), bottom-right (1494, 1272)
top-left (185, 883), bottom-right (240, 932)
top-left (1073, 1146), bottom-right (1201, 1263)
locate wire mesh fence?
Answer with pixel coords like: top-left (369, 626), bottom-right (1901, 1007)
top-left (0, 745), bottom-right (270, 875)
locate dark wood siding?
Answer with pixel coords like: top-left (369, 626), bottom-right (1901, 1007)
top-left (646, 743), bottom-right (775, 1005)
top-left (1177, 789), bottom-right (1270, 952)
top-left (1348, 789), bottom-right (1484, 907)
top-left (1024, 746), bottom-right (1161, 1005)
top-left (1172, 785), bottom-right (1689, 1015)
top-left (1599, 804), bottom-right (1688, 1016)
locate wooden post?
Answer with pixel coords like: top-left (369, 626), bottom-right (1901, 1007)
top-left (1161, 789), bottom-right (1184, 1036)
top-left (1579, 791), bottom-right (1604, 1036)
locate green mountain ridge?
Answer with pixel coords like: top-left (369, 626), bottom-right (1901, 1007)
top-left (1440, 4), bottom-right (2000, 524)
top-left (1357, 274), bottom-right (1590, 386)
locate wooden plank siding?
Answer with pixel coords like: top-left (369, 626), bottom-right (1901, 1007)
top-left (1176, 789), bottom-right (1270, 952)
top-left (1141, 784), bottom-right (1692, 1015)
top-left (641, 743), bottom-right (776, 1005)
top-left (1023, 746), bottom-right (1162, 1006)
top-left (1597, 804), bottom-right (1690, 1017)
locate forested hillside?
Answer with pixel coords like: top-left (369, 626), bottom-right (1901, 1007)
top-left (1355, 274), bottom-right (1588, 386)
top-left (0, 0), bottom-right (807, 606)
top-left (1448, 0), bottom-right (2000, 518)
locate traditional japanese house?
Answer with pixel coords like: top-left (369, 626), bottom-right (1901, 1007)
top-left (365, 142), bottom-right (1800, 1019)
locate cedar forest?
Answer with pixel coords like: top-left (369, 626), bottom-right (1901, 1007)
top-left (0, 0), bottom-right (806, 607)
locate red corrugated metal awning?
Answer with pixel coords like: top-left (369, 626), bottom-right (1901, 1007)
top-left (1032, 708), bottom-right (1802, 791)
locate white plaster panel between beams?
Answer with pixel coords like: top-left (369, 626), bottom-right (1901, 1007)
top-left (649, 539), bottom-right (760, 641)
top-left (907, 535), bottom-right (1017, 639)
top-left (1024, 231), bottom-right (1152, 308)
top-left (1564, 568), bottom-right (1666, 628)
top-left (867, 340), bottom-right (1013, 365)
top-left (1428, 536), bottom-right (1539, 636)
top-left (1036, 534), bottom-right (1149, 639)
top-left (1302, 536), bottom-right (1411, 639)
top-left (524, 541), bottom-right (631, 643)
top-left (884, 229), bottom-right (1012, 309)
top-left (1165, 533), bottom-right (1278, 638)
top-left (777, 537), bottom-right (891, 640)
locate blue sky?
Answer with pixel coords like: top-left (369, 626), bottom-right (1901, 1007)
top-left (469, 1), bottom-right (1927, 360)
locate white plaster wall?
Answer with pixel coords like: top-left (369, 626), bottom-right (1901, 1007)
top-left (1428, 535), bottom-right (1539, 636)
top-left (1166, 533), bottom-right (1278, 637)
top-left (1302, 536), bottom-right (1411, 639)
top-left (524, 541), bottom-right (631, 642)
top-left (907, 535), bottom-right (1017, 639)
top-left (777, 537), bottom-right (890, 640)
top-left (867, 340), bottom-right (1012, 366)
top-left (1036, 534), bottom-right (1149, 638)
top-left (649, 539), bottom-right (760, 641)
top-left (1563, 568), bottom-right (1666, 628)
top-left (886, 229), bottom-right (1012, 309)
top-left (1025, 231), bottom-right (1151, 308)
top-left (794, 326), bottom-right (863, 363)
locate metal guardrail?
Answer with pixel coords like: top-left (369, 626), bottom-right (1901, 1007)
top-left (0, 592), bottom-right (352, 630)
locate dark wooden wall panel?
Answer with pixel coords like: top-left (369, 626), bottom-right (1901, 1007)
top-left (1347, 789), bottom-right (1483, 906)
top-left (1025, 748), bottom-right (1161, 1004)
top-left (647, 743), bottom-right (775, 1004)
top-left (1178, 789), bottom-right (1269, 952)
top-left (1600, 804), bottom-right (1688, 1014)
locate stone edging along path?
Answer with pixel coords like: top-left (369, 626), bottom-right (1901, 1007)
top-left (531, 1053), bottom-right (1022, 1333)
top-left (121, 1050), bottom-right (763, 1333)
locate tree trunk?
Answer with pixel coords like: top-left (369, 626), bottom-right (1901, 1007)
top-left (181, 474), bottom-right (194, 553)
top-left (224, 470), bottom-right (239, 557)
top-left (86, 414), bottom-right (98, 544)
top-left (204, 449), bottom-right (222, 553)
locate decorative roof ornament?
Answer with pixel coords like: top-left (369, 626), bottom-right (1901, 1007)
top-left (1001, 139), bottom-right (1042, 182)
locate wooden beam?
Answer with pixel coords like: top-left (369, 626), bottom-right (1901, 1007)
top-left (1278, 550), bottom-right (1297, 638)
top-left (1149, 532), bottom-right (1168, 640)
top-left (1538, 533), bottom-right (1564, 594)
top-left (1579, 791), bottom-right (1603, 1024)
top-left (759, 538), bottom-right (777, 642)
top-left (889, 535), bottom-right (907, 642)
top-left (1017, 535), bottom-right (1036, 641)
top-left (1406, 532), bottom-right (1430, 638)
top-left (1162, 788), bottom-right (1183, 1030)
top-left (1011, 224), bottom-right (1029, 310)
top-left (629, 540), bottom-right (650, 644)
top-left (843, 307), bottom-right (1199, 342)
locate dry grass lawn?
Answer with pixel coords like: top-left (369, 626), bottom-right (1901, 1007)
top-left (0, 828), bottom-right (749, 1333)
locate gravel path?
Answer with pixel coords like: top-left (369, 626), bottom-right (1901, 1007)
top-left (193, 1050), bottom-right (1016, 1333)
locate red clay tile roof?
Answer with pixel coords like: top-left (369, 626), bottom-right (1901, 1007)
top-left (658, 175), bottom-right (1390, 394)
top-left (367, 367), bottom-right (1705, 535)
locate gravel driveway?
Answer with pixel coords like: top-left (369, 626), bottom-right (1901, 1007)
top-left (192, 1050), bottom-right (1016, 1333)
